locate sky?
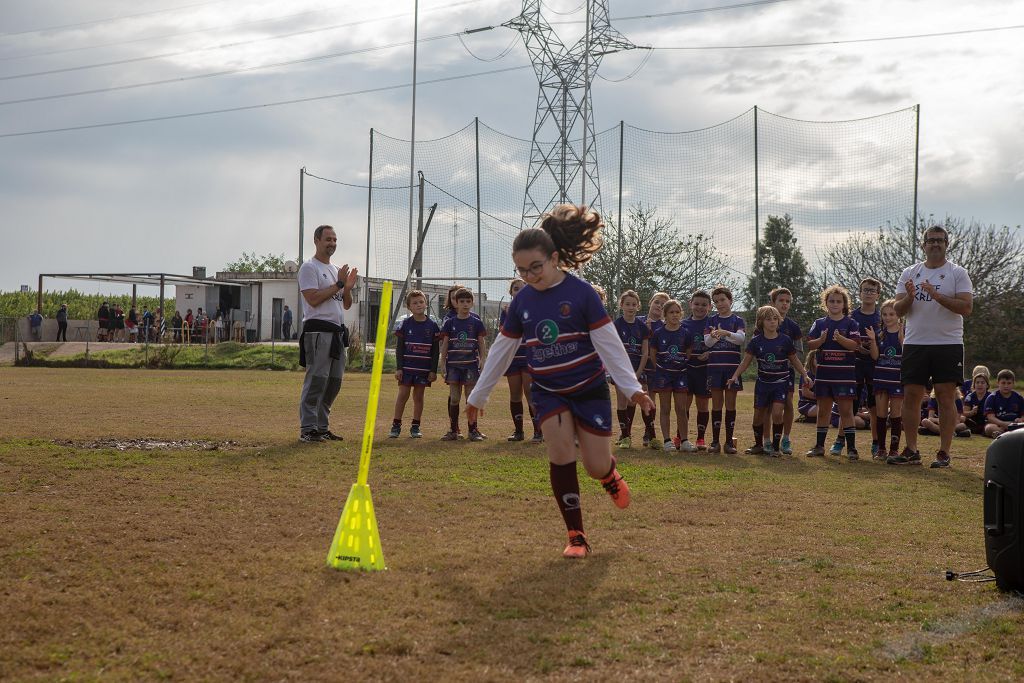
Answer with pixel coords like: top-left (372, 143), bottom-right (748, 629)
top-left (0, 0), bottom-right (1021, 296)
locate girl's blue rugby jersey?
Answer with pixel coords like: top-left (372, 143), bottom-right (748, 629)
top-left (746, 333), bottom-right (796, 384)
top-left (499, 273), bottom-right (611, 394)
top-left (499, 308), bottom-right (529, 367)
top-left (613, 315), bottom-right (651, 371)
top-left (873, 328), bottom-right (902, 389)
top-left (651, 324), bottom-right (689, 373)
top-left (807, 316), bottom-right (860, 386)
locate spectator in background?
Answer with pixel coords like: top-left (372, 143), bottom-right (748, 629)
top-left (142, 307), bottom-right (154, 341)
top-left (127, 306), bottom-right (139, 343)
top-left (282, 305), bottom-right (293, 341)
top-left (214, 313), bottom-right (224, 343)
top-left (197, 307), bottom-right (208, 343)
top-left (184, 308), bottom-right (194, 344)
top-left (97, 301), bottom-right (110, 342)
top-left (113, 304), bottom-right (126, 342)
top-left (172, 310), bottom-right (183, 343)
top-left (29, 310), bottom-right (43, 341)
top-left (56, 304), bottom-right (68, 342)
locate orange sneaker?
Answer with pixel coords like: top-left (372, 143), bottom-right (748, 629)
top-left (600, 458), bottom-right (631, 509)
top-left (563, 530), bottom-right (591, 558)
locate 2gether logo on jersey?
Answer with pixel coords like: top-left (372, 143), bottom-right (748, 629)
top-left (885, 346), bottom-right (897, 358)
top-left (458, 331), bottom-right (469, 342)
top-left (558, 301), bottom-right (572, 318)
top-left (536, 319), bottom-right (560, 345)
top-left (668, 344), bottom-right (681, 358)
top-left (765, 353), bottom-right (777, 362)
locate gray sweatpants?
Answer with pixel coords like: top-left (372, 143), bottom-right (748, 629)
top-left (299, 332), bottom-right (346, 434)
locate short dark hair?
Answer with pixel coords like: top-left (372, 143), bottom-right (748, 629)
top-left (690, 289), bottom-right (711, 303)
top-left (314, 224), bottom-right (335, 242)
top-left (768, 287), bottom-right (792, 303)
top-left (454, 287), bottom-right (473, 302)
top-left (997, 369), bottom-right (1016, 383)
top-left (923, 224), bottom-right (948, 243)
top-left (711, 285), bottom-right (733, 302)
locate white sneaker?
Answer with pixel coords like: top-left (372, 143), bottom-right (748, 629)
top-left (679, 440), bottom-right (697, 452)
top-left (662, 439), bottom-right (677, 451)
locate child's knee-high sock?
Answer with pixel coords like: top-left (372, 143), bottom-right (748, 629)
top-left (448, 398), bottom-right (460, 432)
top-left (889, 416), bottom-right (902, 451)
top-left (511, 401), bottom-right (524, 433)
top-left (625, 405), bottom-right (636, 437)
top-left (550, 462), bottom-right (583, 532)
top-left (725, 410), bottom-right (736, 445)
top-left (642, 406), bottom-right (656, 437)
top-left (697, 411), bottom-right (709, 441)
top-left (616, 408), bottom-right (629, 437)
top-left (712, 409), bottom-right (723, 443)
top-left (816, 426), bottom-right (828, 447)
top-left (876, 417), bottom-right (888, 450)
top-left (753, 424), bottom-right (764, 446)
top-left (772, 422), bottom-right (783, 451)
top-left (844, 426), bottom-right (856, 451)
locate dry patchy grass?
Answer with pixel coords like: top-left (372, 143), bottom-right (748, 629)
top-left (1, 367), bottom-right (1022, 681)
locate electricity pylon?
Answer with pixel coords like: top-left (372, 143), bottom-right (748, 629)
top-left (503, 0), bottom-right (638, 225)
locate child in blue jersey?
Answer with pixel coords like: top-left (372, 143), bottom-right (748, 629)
top-left (769, 287), bottom-right (804, 453)
top-left (682, 290), bottom-right (713, 451)
top-left (706, 286), bottom-right (746, 454)
top-left (440, 288), bottom-right (488, 442)
top-left (729, 305), bottom-right (811, 456)
top-left (871, 299), bottom-right (905, 460)
top-left (501, 278), bottom-right (541, 442)
top-left (963, 373), bottom-right (991, 434)
top-left (467, 204), bottom-right (655, 558)
top-left (805, 285), bottom-right (861, 459)
top-left (648, 299), bottom-right (692, 452)
top-left (389, 290), bottom-right (440, 439)
top-left (844, 278), bottom-right (883, 456)
top-left (639, 292), bottom-right (670, 448)
top-left (964, 365), bottom-right (990, 398)
top-left (922, 388), bottom-right (971, 437)
top-left (612, 289), bottom-right (650, 449)
top-left (983, 369), bottom-right (1024, 438)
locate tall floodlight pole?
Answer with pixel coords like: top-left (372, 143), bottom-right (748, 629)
top-left (504, 0), bottom-right (638, 225)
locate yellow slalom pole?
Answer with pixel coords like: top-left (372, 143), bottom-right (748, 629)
top-left (326, 280), bottom-right (392, 571)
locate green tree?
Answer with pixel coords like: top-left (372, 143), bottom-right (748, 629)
top-left (584, 203), bottom-right (738, 315)
top-left (745, 214), bottom-right (817, 326)
top-left (224, 252), bottom-right (289, 273)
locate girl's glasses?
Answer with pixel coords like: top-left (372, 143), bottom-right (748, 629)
top-left (515, 261), bottom-right (546, 277)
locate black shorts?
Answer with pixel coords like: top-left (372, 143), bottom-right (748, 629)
top-left (901, 344), bottom-right (964, 387)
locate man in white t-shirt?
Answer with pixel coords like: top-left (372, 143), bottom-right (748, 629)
top-left (297, 225), bottom-right (358, 442)
top-left (887, 225), bottom-right (973, 468)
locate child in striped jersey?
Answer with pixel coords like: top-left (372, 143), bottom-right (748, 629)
top-left (648, 299), bottom-right (692, 452)
top-left (389, 290), bottom-right (440, 439)
top-left (729, 305), bottom-right (812, 456)
top-left (501, 278), bottom-right (540, 442)
top-left (682, 290), bottom-right (713, 451)
top-left (466, 204), bottom-right (655, 559)
top-left (440, 288), bottom-right (488, 442)
top-left (871, 299), bottom-right (905, 460)
top-left (706, 286), bottom-right (746, 454)
top-left (769, 287), bottom-right (803, 454)
top-left (443, 283), bottom-right (482, 322)
top-left (805, 285), bottom-right (862, 459)
top-left (612, 290), bottom-right (651, 449)
top-left (639, 292), bottom-right (670, 448)
top-left (963, 373), bottom-right (991, 434)
top-left (798, 351), bottom-right (819, 421)
top-left (846, 278), bottom-right (883, 457)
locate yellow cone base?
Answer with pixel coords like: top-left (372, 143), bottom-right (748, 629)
top-left (326, 483), bottom-right (386, 571)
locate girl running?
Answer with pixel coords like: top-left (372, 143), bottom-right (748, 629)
top-left (467, 205), bottom-right (655, 559)
top-left (500, 278), bottom-right (541, 442)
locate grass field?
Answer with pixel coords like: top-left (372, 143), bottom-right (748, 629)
top-left (2, 367), bottom-right (1022, 681)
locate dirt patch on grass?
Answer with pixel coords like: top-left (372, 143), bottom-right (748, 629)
top-left (53, 438), bottom-right (243, 451)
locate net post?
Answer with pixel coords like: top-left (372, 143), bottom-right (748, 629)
top-left (616, 119), bottom-right (625, 298)
top-left (753, 105), bottom-right (761, 306)
top-left (297, 167), bottom-right (305, 337)
top-left (475, 117), bottom-right (483, 299)
top-left (364, 128), bottom-right (374, 370)
top-left (912, 104), bottom-right (920, 242)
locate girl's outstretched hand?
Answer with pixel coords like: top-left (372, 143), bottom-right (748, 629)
top-left (466, 402), bottom-right (483, 423)
top-left (631, 391), bottom-right (656, 415)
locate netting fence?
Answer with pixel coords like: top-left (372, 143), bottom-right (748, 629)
top-left (338, 105), bottom-right (918, 309)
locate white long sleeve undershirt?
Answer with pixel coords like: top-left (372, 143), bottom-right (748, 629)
top-left (467, 322), bottom-right (644, 410)
top-left (704, 330), bottom-right (745, 348)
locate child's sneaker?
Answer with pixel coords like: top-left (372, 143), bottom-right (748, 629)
top-left (744, 443), bottom-right (765, 455)
top-left (829, 440), bottom-right (844, 456)
top-left (805, 445), bottom-right (825, 457)
top-left (847, 449), bottom-right (859, 461)
top-left (930, 450), bottom-right (951, 468)
top-left (388, 424), bottom-right (401, 438)
top-left (873, 447), bottom-right (888, 461)
top-left (441, 430), bottom-right (461, 441)
top-left (707, 441), bottom-right (721, 454)
top-left (663, 439), bottom-right (676, 451)
top-left (563, 530), bottom-right (591, 559)
top-left (410, 424), bottom-right (423, 439)
top-left (672, 435), bottom-right (682, 450)
top-left (886, 447), bottom-right (921, 466)
top-left (871, 442), bottom-right (879, 457)
top-left (641, 435), bottom-right (651, 448)
top-left (696, 438), bottom-right (707, 451)
top-left (762, 442), bottom-right (776, 457)
top-left (781, 435), bottom-right (792, 455)
top-left (723, 443), bottom-right (738, 454)
top-left (600, 458), bottom-right (631, 509)
top-left (680, 440), bottom-right (697, 453)
top-left (469, 429), bottom-right (486, 442)
top-left (507, 431), bottom-right (525, 442)
top-left (616, 436), bottom-right (632, 449)
top-left (531, 432), bottom-right (544, 444)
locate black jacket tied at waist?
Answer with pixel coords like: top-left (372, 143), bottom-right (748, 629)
top-left (299, 319), bottom-right (347, 367)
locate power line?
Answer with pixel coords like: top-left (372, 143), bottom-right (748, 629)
top-left (652, 24), bottom-right (1024, 51)
top-left (0, 0), bottom-right (482, 81)
top-left (304, 170), bottom-right (412, 190)
top-left (0, 64), bottom-right (532, 138)
top-left (551, 0), bottom-right (798, 24)
top-left (1, 0), bottom-right (238, 39)
top-left (0, 32), bottom-right (464, 106)
top-left (0, 0), bottom-right (481, 63)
